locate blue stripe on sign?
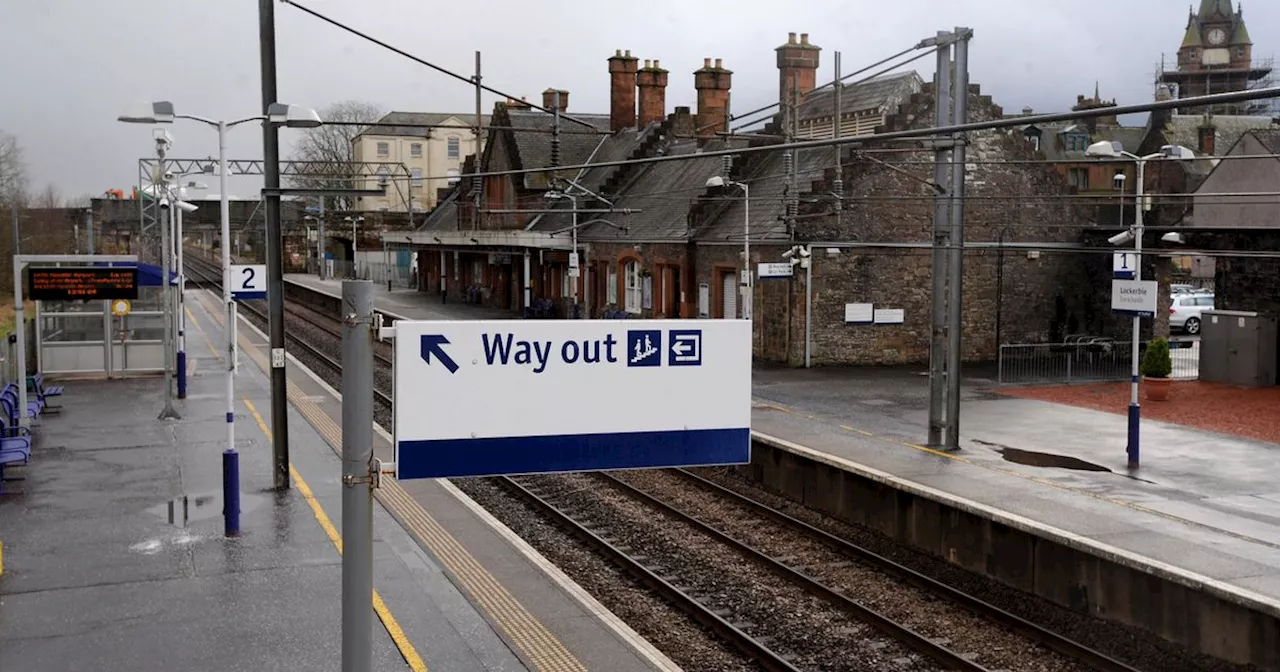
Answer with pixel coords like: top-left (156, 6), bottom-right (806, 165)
top-left (233, 291), bottom-right (267, 301)
top-left (397, 427), bottom-right (751, 479)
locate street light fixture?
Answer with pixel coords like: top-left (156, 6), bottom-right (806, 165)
top-left (544, 190), bottom-right (582, 318)
top-left (705, 175), bottom-right (751, 320)
top-left (1086, 139), bottom-right (1195, 469)
top-left (345, 216), bottom-right (365, 279)
top-left (119, 99), bottom-right (321, 535)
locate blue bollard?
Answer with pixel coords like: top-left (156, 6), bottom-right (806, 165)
top-left (176, 349), bottom-right (187, 399)
top-left (1126, 403), bottom-right (1141, 469)
top-left (222, 449), bottom-right (240, 537)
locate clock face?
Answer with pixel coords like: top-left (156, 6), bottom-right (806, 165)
top-left (1207, 27), bottom-right (1227, 45)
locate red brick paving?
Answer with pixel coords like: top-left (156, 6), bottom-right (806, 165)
top-left (999, 381), bottom-right (1280, 444)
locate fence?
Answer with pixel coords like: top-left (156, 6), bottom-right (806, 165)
top-left (998, 337), bottom-right (1200, 385)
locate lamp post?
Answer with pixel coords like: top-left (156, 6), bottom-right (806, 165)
top-left (545, 191), bottom-right (581, 318)
top-left (304, 214), bottom-right (326, 279)
top-left (172, 172), bottom-right (209, 400)
top-left (119, 100), bottom-right (321, 533)
top-left (345, 216), bottom-right (364, 279)
top-left (1086, 140), bottom-right (1195, 469)
top-left (705, 176), bottom-right (751, 320)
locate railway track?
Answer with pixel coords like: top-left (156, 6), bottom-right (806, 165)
top-left (181, 250), bottom-right (1158, 672)
top-left (183, 254), bottom-right (393, 409)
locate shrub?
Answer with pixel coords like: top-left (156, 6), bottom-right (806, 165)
top-left (1141, 337), bottom-right (1172, 379)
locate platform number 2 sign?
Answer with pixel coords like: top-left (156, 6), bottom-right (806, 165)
top-left (229, 264), bottom-right (268, 300)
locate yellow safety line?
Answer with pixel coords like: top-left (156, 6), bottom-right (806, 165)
top-left (759, 397), bottom-right (1280, 549)
top-left (194, 290), bottom-right (586, 671)
top-left (243, 397), bottom-right (427, 672)
top-left (184, 306), bottom-right (222, 359)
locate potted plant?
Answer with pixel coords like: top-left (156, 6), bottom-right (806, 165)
top-left (1141, 337), bottom-right (1173, 401)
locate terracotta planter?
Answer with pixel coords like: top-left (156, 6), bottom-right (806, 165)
top-left (1144, 376), bottom-right (1172, 402)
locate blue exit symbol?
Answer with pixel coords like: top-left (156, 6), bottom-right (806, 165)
top-left (668, 330), bottom-right (702, 366)
top-left (626, 330), bottom-right (662, 367)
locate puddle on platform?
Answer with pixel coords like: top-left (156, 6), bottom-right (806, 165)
top-left (997, 446), bottom-right (1112, 472)
top-left (145, 491), bottom-right (264, 527)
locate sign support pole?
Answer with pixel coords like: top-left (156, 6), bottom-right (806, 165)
top-left (341, 280), bottom-right (374, 672)
top-left (927, 32), bottom-right (953, 448)
top-left (1127, 159), bottom-right (1146, 469)
top-left (158, 203), bottom-right (180, 420)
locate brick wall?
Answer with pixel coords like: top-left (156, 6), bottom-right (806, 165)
top-left (788, 83), bottom-right (1084, 364)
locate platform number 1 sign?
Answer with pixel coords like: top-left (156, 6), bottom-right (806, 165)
top-left (229, 264), bottom-right (268, 301)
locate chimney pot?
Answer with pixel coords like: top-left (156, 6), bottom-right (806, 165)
top-left (609, 49), bottom-right (640, 131)
top-left (654, 59), bottom-right (660, 68)
top-left (704, 57), bottom-right (711, 68)
top-left (788, 32), bottom-right (797, 44)
top-left (624, 49), bottom-right (631, 57)
top-left (800, 33), bottom-right (809, 44)
top-left (615, 49), bottom-right (621, 57)
top-left (714, 57), bottom-right (722, 68)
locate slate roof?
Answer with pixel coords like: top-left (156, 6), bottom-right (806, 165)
top-left (504, 110), bottom-right (611, 189)
top-left (696, 147), bottom-right (839, 243)
top-left (525, 124), bottom-right (658, 234)
top-left (1157, 114), bottom-right (1280, 174)
top-left (1249, 129), bottom-right (1280, 154)
top-left (355, 111), bottom-right (492, 139)
top-left (417, 190), bottom-right (459, 232)
top-left (797, 72), bottom-right (924, 121)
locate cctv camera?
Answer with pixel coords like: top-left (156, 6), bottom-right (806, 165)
top-left (158, 198), bottom-right (172, 210)
top-left (781, 248), bottom-right (795, 259)
top-left (798, 246), bottom-right (811, 258)
top-left (1107, 230), bottom-right (1134, 246)
top-left (163, 171), bottom-right (175, 182)
top-left (175, 200), bottom-right (198, 214)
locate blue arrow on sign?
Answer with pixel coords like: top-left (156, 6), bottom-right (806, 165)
top-left (420, 335), bottom-right (459, 374)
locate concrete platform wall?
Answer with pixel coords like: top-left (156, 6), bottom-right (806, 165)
top-left (737, 437), bottom-right (1280, 670)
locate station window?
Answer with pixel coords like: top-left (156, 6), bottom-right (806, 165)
top-left (447, 137), bottom-right (460, 159)
top-left (410, 142), bottom-right (422, 158)
top-left (377, 141), bottom-right (389, 158)
top-left (624, 261), bottom-right (642, 314)
top-left (411, 167), bottom-right (423, 187)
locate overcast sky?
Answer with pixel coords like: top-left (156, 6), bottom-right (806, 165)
top-left (3, 0), bottom-right (1278, 200)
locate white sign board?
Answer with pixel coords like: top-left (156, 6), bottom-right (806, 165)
top-left (1112, 252), bottom-right (1136, 279)
top-left (1111, 279), bottom-right (1157, 317)
top-left (844, 303), bottom-right (874, 324)
top-left (758, 262), bottom-right (794, 279)
top-left (229, 264), bottom-right (267, 300)
top-left (393, 319), bottom-right (752, 479)
top-left (874, 308), bottom-right (905, 324)
top-left (568, 252), bottom-right (579, 277)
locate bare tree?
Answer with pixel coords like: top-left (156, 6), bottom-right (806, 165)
top-left (288, 100), bottom-right (385, 213)
top-left (35, 183), bottom-right (62, 209)
top-left (0, 130), bottom-right (27, 203)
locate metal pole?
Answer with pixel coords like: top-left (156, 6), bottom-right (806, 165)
top-left (944, 28), bottom-right (971, 452)
top-left (319, 216), bottom-right (326, 280)
top-left (159, 202), bottom-right (180, 419)
top-left (804, 246), bottom-right (812, 368)
top-left (13, 258), bottom-right (28, 430)
top-left (927, 32), bottom-right (953, 448)
top-left (341, 280), bottom-right (374, 672)
top-left (474, 51), bottom-right (483, 231)
top-left (86, 208), bottom-right (94, 254)
top-left (351, 218), bottom-right (358, 279)
top-left (175, 183), bottom-right (187, 400)
top-left (218, 121), bottom-right (240, 534)
top-left (742, 182), bottom-right (751, 320)
top-left (11, 202), bottom-right (18, 257)
top-left (259, 0), bottom-right (290, 489)
top-left (570, 193), bottom-right (579, 318)
top-left (523, 251), bottom-right (531, 313)
top-left (1128, 159), bottom-right (1145, 469)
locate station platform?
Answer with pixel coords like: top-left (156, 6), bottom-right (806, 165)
top-left (286, 273), bottom-right (513, 321)
top-left (750, 365), bottom-right (1280, 602)
top-left (0, 288), bottom-right (675, 672)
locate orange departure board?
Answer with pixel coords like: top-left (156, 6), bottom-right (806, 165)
top-left (27, 267), bottom-right (139, 301)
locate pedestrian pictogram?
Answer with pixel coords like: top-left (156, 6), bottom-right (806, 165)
top-left (627, 330), bottom-right (661, 367)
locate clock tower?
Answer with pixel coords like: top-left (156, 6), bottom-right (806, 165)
top-left (1158, 1), bottom-right (1271, 115)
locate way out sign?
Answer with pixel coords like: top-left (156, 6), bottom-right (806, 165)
top-left (392, 319), bottom-right (751, 479)
top-left (229, 264), bottom-right (267, 300)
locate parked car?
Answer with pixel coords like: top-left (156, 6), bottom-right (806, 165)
top-left (1170, 292), bottom-right (1214, 334)
top-left (1170, 283), bottom-right (1204, 295)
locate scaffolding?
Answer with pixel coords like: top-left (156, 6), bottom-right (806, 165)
top-left (1154, 53), bottom-right (1278, 117)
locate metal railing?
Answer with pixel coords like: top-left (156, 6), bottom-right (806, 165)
top-left (998, 337), bottom-right (1200, 385)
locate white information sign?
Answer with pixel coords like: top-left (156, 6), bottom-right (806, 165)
top-left (874, 308), bottom-right (905, 324)
top-left (1111, 279), bottom-right (1158, 317)
top-left (568, 252), bottom-right (580, 278)
top-left (844, 303), bottom-right (874, 324)
top-left (229, 264), bottom-right (267, 300)
top-left (393, 319), bottom-right (752, 479)
top-left (757, 262), bottom-right (794, 279)
top-left (1112, 252), bottom-right (1136, 279)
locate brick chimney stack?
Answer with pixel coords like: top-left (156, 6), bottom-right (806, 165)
top-left (636, 59), bottom-right (669, 127)
top-left (694, 57), bottom-right (732, 141)
top-left (776, 32), bottom-right (821, 106)
top-left (608, 49), bottom-right (639, 132)
top-left (1198, 118), bottom-right (1217, 155)
top-left (542, 88), bottom-right (569, 112)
